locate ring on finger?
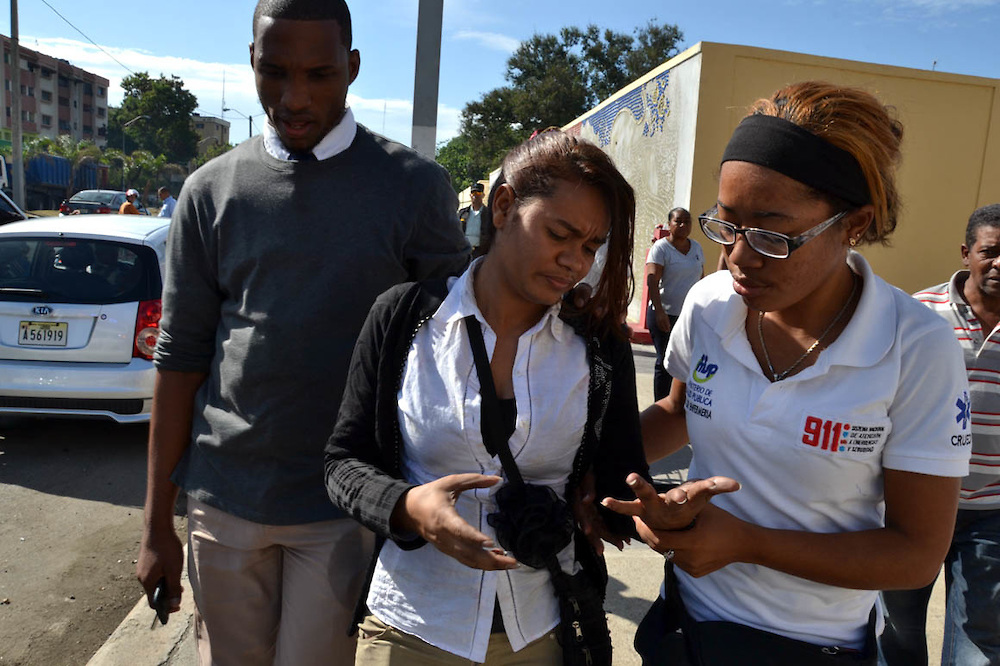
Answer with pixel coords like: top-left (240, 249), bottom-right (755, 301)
top-left (665, 549), bottom-right (675, 562)
top-left (674, 490), bottom-right (689, 505)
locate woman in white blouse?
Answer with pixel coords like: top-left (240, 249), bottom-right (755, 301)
top-left (325, 131), bottom-right (655, 664)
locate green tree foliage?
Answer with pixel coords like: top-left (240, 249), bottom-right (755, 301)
top-left (438, 19), bottom-right (683, 190)
top-left (125, 150), bottom-right (167, 199)
top-left (107, 73), bottom-right (199, 164)
top-left (190, 142), bottom-right (234, 171)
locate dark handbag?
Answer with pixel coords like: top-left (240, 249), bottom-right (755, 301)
top-left (465, 315), bottom-right (613, 666)
top-left (487, 483), bottom-right (574, 570)
top-left (634, 560), bottom-right (877, 666)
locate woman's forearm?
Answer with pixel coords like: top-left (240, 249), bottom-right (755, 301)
top-left (641, 381), bottom-right (689, 462)
top-left (655, 470), bottom-right (960, 591)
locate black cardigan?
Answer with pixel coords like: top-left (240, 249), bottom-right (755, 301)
top-left (324, 278), bottom-right (650, 628)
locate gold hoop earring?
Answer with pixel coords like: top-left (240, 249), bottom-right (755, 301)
top-left (849, 237), bottom-right (857, 247)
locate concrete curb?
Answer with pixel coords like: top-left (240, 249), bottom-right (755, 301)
top-left (86, 554), bottom-right (196, 666)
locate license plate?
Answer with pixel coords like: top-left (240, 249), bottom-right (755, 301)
top-left (19, 320), bottom-right (68, 347)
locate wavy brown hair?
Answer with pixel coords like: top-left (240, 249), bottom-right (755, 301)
top-left (747, 81), bottom-right (904, 244)
top-left (484, 131), bottom-right (636, 340)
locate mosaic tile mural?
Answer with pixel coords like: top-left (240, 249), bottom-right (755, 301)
top-left (569, 67), bottom-right (683, 321)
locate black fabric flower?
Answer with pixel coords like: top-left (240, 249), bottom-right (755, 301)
top-left (488, 483), bottom-right (574, 569)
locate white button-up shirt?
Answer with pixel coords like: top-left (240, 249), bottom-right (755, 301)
top-left (367, 261), bottom-right (589, 662)
top-left (666, 252), bottom-right (970, 649)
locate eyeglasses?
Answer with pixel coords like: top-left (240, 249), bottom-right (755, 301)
top-left (698, 209), bottom-right (848, 259)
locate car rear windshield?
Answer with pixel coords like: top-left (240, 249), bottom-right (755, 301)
top-left (0, 237), bottom-right (161, 304)
top-left (72, 191), bottom-right (118, 205)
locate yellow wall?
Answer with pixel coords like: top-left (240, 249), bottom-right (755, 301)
top-left (692, 42), bottom-right (1000, 293)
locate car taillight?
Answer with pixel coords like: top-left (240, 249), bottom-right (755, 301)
top-left (59, 202), bottom-right (71, 213)
top-left (96, 206), bottom-right (111, 214)
top-left (134, 299), bottom-right (162, 360)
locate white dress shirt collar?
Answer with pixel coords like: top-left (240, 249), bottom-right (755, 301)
top-left (261, 107), bottom-right (358, 161)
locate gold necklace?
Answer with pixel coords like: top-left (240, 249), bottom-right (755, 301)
top-left (757, 273), bottom-right (859, 382)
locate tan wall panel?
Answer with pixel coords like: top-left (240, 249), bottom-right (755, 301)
top-left (694, 43), bottom-right (1000, 292)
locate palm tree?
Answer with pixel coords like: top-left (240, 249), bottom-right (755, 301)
top-left (51, 136), bottom-right (102, 200)
top-left (23, 136), bottom-right (103, 200)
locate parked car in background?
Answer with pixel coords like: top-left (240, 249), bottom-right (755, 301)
top-left (0, 214), bottom-right (169, 422)
top-left (58, 189), bottom-right (149, 216)
top-left (0, 189), bottom-right (29, 226)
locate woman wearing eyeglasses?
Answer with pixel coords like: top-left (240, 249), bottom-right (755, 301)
top-left (605, 82), bottom-right (972, 665)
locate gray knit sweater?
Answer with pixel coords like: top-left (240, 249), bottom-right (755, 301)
top-left (154, 128), bottom-right (470, 524)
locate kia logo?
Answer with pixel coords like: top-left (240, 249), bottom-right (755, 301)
top-left (32, 306), bottom-right (53, 315)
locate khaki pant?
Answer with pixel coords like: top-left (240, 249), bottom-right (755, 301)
top-left (355, 613), bottom-right (562, 665)
top-left (187, 497), bottom-right (374, 666)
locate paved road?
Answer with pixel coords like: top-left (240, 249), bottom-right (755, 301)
top-left (0, 418), bottom-right (153, 666)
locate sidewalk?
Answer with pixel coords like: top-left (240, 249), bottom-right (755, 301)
top-left (87, 346), bottom-right (945, 665)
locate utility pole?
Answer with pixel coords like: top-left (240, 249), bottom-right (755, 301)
top-left (10, 0), bottom-right (26, 208)
top-left (223, 108), bottom-right (253, 140)
top-left (121, 115), bottom-right (150, 190)
top-left (411, 0), bottom-right (444, 159)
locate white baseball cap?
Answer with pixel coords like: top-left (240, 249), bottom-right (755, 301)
top-left (126, 189), bottom-right (139, 197)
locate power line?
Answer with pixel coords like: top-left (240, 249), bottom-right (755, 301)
top-left (37, 0), bottom-right (135, 75)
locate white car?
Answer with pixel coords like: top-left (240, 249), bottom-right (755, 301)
top-left (0, 214), bottom-right (170, 422)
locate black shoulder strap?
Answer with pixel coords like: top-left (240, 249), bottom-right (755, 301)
top-left (464, 315), bottom-right (525, 489)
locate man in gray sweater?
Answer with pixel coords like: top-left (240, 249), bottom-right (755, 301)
top-left (135, 1), bottom-right (469, 664)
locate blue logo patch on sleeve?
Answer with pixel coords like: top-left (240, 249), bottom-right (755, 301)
top-left (956, 392), bottom-right (971, 430)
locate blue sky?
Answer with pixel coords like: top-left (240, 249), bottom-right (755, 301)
top-left (3, 0), bottom-right (998, 147)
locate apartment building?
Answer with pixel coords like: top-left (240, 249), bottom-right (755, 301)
top-left (0, 35), bottom-right (110, 151)
top-left (192, 114), bottom-right (230, 154)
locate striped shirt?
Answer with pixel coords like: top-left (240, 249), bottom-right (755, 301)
top-left (915, 271), bottom-right (1000, 508)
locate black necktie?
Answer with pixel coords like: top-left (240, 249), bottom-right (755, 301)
top-left (289, 151), bottom-right (316, 162)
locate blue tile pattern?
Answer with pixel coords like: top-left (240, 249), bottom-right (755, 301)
top-left (581, 70), bottom-right (671, 147)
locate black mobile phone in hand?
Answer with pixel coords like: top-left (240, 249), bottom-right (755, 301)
top-left (152, 577), bottom-right (169, 626)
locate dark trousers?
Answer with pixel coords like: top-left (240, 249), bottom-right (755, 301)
top-left (879, 579), bottom-right (936, 665)
top-left (647, 306), bottom-right (678, 402)
top-left (879, 508), bottom-right (1000, 666)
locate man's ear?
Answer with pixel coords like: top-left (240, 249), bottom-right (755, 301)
top-left (348, 50), bottom-right (361, 85)
top-left (249, 41), bottom-right (255, 69)
top-left (961, 244), bottom-right (971, 268)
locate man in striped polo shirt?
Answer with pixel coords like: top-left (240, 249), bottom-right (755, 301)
top-left (880, 203), bottom-right (1000, 666)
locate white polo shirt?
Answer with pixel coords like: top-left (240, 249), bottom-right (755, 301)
top-left (367, 260), bottom-right (587, 662)
top-left (647, 237), bottom-right (705, 314)
top-left (665, 252), bottom-right (971, 649)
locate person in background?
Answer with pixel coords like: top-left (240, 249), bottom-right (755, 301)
top-left (157, 186), bottom-right (176, 218)
top-left (645, 207), bottom-right (704, 400)
top-left (119, 189), bottom-right (140, 215)
top-left (135, 1), bottom-right (470, 664)
top-left (882, 203), bottom-right (1000, 666)
top-left (606, 81), bottom-right (971, 665)
top-left (460, 181), bottom-right (491, 257)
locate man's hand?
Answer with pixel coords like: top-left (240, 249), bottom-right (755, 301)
top-left (602, 473), bottom-right (740, 532)
top-left (654, 310), bottom-right (672, 333)
top-left (136, 525), bottom-right (185, 615)
top-left (394, 474), bottom-right (519, 571)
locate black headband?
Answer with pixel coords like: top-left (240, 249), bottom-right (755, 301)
top-left (721, 114), bottom-right (871, 206)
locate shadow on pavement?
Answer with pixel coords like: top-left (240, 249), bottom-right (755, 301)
top-left (0, 416), bottom-right (148, 508)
